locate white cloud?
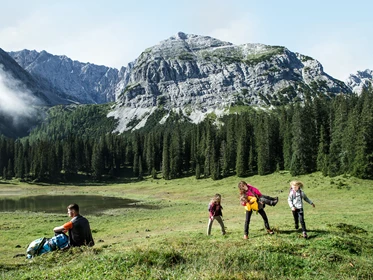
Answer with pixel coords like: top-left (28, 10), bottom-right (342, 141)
top-left (0, 65), bottom-right (37, 125)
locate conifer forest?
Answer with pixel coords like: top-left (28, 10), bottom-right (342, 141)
top-left (1, 87), bottom-right (372, 182)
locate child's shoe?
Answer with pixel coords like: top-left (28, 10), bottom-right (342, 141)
top-left (243, 235), bottom-right (248, 239)
top-left (302, 232), bottom-right (308, 239)
top-left (267, 229), bottom-right (274, 235)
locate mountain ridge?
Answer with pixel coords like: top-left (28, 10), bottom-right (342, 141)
top-left (8, 49), bottom-right (123, 104)
top-left (1, 32), bottom-right (373, 137)
top-left (108, 32), bottom-right (352, 132)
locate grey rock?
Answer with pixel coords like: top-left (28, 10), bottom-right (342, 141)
top-left (345, 69), bottom-right (373, 94)
top-left (8, 49), bottom-right (123, 104)
top-left (109, 32), bottom-right (352, 132)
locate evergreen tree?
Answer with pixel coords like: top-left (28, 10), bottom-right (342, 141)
top-left (280, 106), bottom-right (293, 170)
top-left (47, 143), bottom-right (60, 181)
top-left (235, 115), bottom-right (248, 177)
top-left (132, 133), bottom-right (142, 177)
top-left (162, 132), bottom-right (170, 180)
top-left (352, 87), bottom-right (373, 178)
top-left (145, 133), bottom-right (156, 175)
top-left (170, 127), bottom-right (182, 179)
top-left (316, 125), bottom-right (329, 176)
top-left (14, 141), bottom-right (25, 179)
top-left (256, 113), bottom-right (278, 175)
top-left (62, 137), bottom-right (77, 177)
top-left (91, 138), bottom-right (104, 180)
top-left (220, 140), bottom-right (229, 177)
top-left (138, 155), bottom-right (143, 180)
top-left (290, 103), bottom-right (316, 176)
top-left (328, 95), bottom-right (350, 176)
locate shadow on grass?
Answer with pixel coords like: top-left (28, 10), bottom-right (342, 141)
top-left (278, 229), bottom-right (331, 239)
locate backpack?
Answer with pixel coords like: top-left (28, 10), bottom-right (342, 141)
top-left (26, 233), bottom-right (69, 259)
top-left (26, 237), bottom-right (47, 259)
top-left (289, 188), bottom-right (303, 199)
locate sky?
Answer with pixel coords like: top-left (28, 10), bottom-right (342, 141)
top-left (0, 0), bottom-right (372, 81)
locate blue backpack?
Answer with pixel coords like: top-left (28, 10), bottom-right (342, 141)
top-left (26, 233), bottom-right (69, 259)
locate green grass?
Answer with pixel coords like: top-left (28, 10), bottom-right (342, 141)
top-left (0, 172), bottom-right (372, 279)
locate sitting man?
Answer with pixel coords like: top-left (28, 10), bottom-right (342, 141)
top-left (53, 203), bottom-right (94, 247)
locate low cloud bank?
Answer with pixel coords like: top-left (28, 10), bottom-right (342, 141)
top-left (0, 64), bottom-right (38, 126)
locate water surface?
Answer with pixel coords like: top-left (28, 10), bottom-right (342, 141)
top-left (0, 195), bottom-right (143, 215)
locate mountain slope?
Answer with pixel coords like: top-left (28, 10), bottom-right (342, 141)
top-left (0, 48), bottom-right (73, 137)
top-left (109, 32), bottom-right (352, 133)
top-left (345, 69), bottom-right (373, 94)
top-left (8, 49), bottom-right (122, 104)
top-left (0, 48), bottom-right (74, 105)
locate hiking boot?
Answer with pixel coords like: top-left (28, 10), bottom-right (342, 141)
top-left (243, 235), bottom-right (248, 239)
top-left (267, 229), bottom-right (274, 235)
top-left (302, 232), bottom-right (308, 239)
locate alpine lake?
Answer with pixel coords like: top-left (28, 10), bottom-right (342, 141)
top-left (0, 194), bottom-right (141, 215)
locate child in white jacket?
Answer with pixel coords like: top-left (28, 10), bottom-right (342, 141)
top-left (288, 180), bottom-right (315, 238)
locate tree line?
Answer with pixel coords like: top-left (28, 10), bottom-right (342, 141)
top-left (0, 87), bottom-right (372, 182)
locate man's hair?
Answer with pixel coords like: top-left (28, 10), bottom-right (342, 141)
top-left (67, 203), bottom-right (79, 213)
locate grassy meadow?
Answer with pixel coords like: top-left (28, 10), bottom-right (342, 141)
top-left (0, 172), bottom-right (372, 279)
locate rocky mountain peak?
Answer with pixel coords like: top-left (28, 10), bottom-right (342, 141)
top-left (108, 33), bottom-right (352, 133)
top-left (345, 69), bottom-right (373, 94)
top-left (8, 49), bottom-right (122, 104)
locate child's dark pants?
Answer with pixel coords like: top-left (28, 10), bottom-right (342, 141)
top-left (244, 209), bottom-right (270, 235)
top-left (292, 208), bottom-right (307, 232)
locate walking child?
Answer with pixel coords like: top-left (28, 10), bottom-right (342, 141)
top-left (207, 194), bottom-right (226, 235)
top-left (288, 180), bottom-right (315, 238)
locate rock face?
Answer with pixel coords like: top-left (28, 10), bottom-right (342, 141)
top-left (5, 32), bottom-right (371, 135)
top-left (345, 69), bottom-right (373, 94)
top-left (108, 32), bottom-right (352, 132)
top-left (8, 49), bottom-right (122, 104)
top-left (0, 47), bottom-right (70, 106)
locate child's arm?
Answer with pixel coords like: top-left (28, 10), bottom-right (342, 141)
top-left (287, 193), bottom-right (296, 211)
top-left (209, 203), bottom-right (215, 219)
top-left (303, 192), bottom-right (315, 207)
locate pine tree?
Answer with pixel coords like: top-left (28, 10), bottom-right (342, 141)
top-left (290, 102), bottom-right (316, 176)
top-left (256, 113), bottom-right (279, 175)
top-left (352, 87), bottom-right (373, 178)
top-left (328, 95), bottom-right (350, 176)
top-left (162, 132), bottom-right (170, 180)
top-left (220, 140), bottom-right (229, 177)
top-left (14, 141), bottom-right (25, 179)
top-left (92, 138), bottom-right (104, 180)
top-left (170, 127), bottom-right (182, 179)
top-left (316, 125), bottom-right (328, 176)
top-left (236, 115), bottom-right (248, 177)
top-left (277, 105), bottom-right (295, 171)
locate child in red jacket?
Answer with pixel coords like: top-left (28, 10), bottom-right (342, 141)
top-left (238, 181), bottom-right (275, 238)
top-left (207, 194), bottom-right (226, 236)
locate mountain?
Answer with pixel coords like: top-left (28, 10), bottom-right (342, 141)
top-left (8, 49), bottom-right (122, 104)
top-left (0, 48), bottom-right (74, 105)
top-left (345, 69), bottom-right (373, 94)
top-left (4, 32), bottom-right (371, 137)
top-left (0, 48), bottom-right (76, 137)
top-left (108, 32), bottom-right (352, 133)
